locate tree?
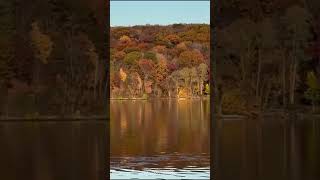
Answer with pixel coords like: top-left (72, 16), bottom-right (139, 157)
top-left (113, 51), bottom-right (125, 61)
top-left (168, 70), bottom-right (183, 97)
top-left (124, 51), bottom-right (142, 67)
top-left (79, 33), bottom-right (100, 99)
top-left (155, 58), bottom-right (169, 94)
top-left (304, 71), bottom-right (320, 112)
top-left (282, 6), bottom-right (312, 105)
top-left (139, 59), bottom-right (155, 77)
top-left (220, 18), bottom-right (257, 82)
top-left (30, 21), bottom-right (54, 109)
top-left (30, 21), bottom-right (53, 64)
top-left (205, 84), bottom-right (210, 94)
top-left (166, 34), bottom-right (181, 45)
top-left (119, 35), bottom-right (131, 44)
top-left (127, 72), bottom-right (142, 97)
top-left (153, 45), bottom-right (167, 54)
top-left (179, 67), bottom-right (192, 95)
top-left (0, 1), bottom-right (15, 116)
top-left (190, 67), bottom-right (199, 96)
top-left (256, 18), bottom-right (278, 107)
top-left (138, 59), bottom-right (155, 93)
top-left (178, 49), bottom-right (204, 68)
top-left (197, 63), bottom-right (209, 95)
top-left (143, 51), bottom-right (157, 62)
top-left (119, 68), bottom-right (127, 82)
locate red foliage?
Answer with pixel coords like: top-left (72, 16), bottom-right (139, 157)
top-left (138, 59), bottom-right (155, 74)
top-left (167, 62), bottom-right (178, 72)
top-left (138, 43), bottom-right (151, 50)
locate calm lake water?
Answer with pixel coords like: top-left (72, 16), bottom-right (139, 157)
top-left (0, 121), bottom-right (107, 180)
top-left (110, 99), bottom-right (210, 179)
top-left (215, 114), bottom-right (320, 180)
top-left (1, 102), bottom-right (318, 180)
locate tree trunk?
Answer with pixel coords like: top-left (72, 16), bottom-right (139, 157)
top-left (240, 55), bottom-right (246, 81)
top-left (290, 56), bottom-right (297, 105)
top-left (93, 60), bottom-right (98, 100)
top-left (0, 86), bottom-right (8, 117)
top-left (33, 59), bottom-right (41, 111)
top-left (263, 79), bottom-right (272, 109)
top-left (218, 92), bottom-right (223, 115)
top-left (312, 101), bottom-right (315, 113)
top-left (256, 48), bottom-right (262, 99)
top-left (200, 81), bottom-right (203, 96)
top-left (282, 52), bottom-right (287, 107)
top-left (290, 31), bottom-right (297, 105)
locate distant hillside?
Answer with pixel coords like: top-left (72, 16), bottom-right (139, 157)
top-left (110, 24), bottom-right (210, 98)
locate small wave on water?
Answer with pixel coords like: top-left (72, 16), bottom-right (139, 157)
top-left (110, 153), bottom-right (210, 179)
top-left (110, 166), bottom-right (210, 179)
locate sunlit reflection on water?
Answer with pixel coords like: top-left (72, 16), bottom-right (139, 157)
top-left (110, 166), bottom-right (210, 179)
top-left (110, 99), bottom-right (210, 179)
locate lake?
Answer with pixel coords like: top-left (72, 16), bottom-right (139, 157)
top-left (215, 113), bottom-right (320, 180)
top-left (1, 102), bottom-right (319, 180)
top-left (111, 99), bottom-right (320, 180)
top-left (0, 120), bottom-right (107, 180)
top-left (110, 99), bottom-right (210, 179)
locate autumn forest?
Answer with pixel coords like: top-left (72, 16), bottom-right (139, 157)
top-left (215, 1), bottom-right (320, 115)
top-left (110, 24), bottom-right (210, 99)
top-left (0, 0), bottom-right (107, 117)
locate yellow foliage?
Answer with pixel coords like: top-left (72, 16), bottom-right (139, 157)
top-left (119, 35), bottom-right (131, 43)
top-left (119, 68), bottom-right (127, 82)
top-left (30, 22), bottom-right (53, 64)
top-left (178, 88), bottom-right (189, 98)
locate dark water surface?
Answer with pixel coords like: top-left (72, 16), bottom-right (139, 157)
top-left (0, 120), bottom-right (107, 180)
top-left (110, 99), bottom-right (210, 179)
top-left (1, 103), bottom-right (319, 180)
top-left (215, 114), bottom-right (320, 180)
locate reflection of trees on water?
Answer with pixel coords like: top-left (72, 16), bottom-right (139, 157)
top-left (214, 115), bottom-right (320, 180)
top-left (110, 100), bottom-right (210, 157)
top-left (0, 122), bottom-right (107, 180)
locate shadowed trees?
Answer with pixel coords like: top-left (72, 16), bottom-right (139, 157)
top-left (0, 0), bottom-right (107, 116)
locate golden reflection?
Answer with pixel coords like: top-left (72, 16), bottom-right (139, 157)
top-left (110, 99), bottom-right (210, 157)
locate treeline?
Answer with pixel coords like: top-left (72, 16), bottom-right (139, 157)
top-left (110, 24), bottom-right (210, 98)
top-left (0, 0), bottom-right (107, 116)
top-left (215, 1), bottom-right (320, 114)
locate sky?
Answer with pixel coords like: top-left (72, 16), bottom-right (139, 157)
top-left (110, 1), bottom-right (210, 27)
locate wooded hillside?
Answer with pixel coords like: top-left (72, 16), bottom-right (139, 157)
top-left (110, 24), bottom-right (210, 98)
top-left (0, 0), bottom-right (107, 116)
top-left (215, 0), bottom-right (320, 114)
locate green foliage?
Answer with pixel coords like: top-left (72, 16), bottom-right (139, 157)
top-left (124, 51), bottom-right (142, 66)
top-left (124, 47), bottom-right (140, 54)
top-left (304, 71), bottom-right (320, 108)
top-left (143, 51), bottom-right (157, 62)
top-left (142, 93), bottom-right (148, 99)
top-left (304, 88), bottom-right (320, 103)
top-left (306, 71), bottom-right (319, 89)
top-left (205, 84), bottom-right (210, 94)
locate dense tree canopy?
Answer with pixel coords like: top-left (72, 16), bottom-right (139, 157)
top-left (110, 24), bottom-right (210, 98)
top-left (215, 1), bottom-right (320, 114)
top-left (0, 0), bottom-right (107, 116)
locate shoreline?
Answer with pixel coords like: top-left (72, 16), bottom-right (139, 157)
top-left (0, 116), bottom-right (108, 121)
top-left (110, 96), bottom-right (210, 100)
